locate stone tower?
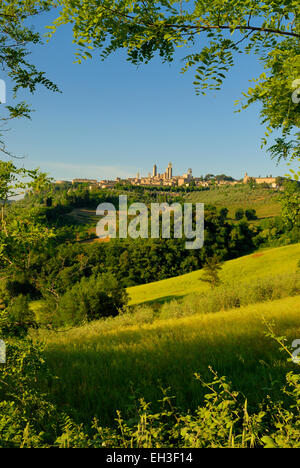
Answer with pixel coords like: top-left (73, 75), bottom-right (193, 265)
top-left (167, 162), bottom-right (173, 179)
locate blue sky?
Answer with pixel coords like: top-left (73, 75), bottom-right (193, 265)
top-left (1, 10), bottom-right (295, 181)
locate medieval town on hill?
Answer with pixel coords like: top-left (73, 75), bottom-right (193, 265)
top-left (55, 163), bottom-right (280, 190)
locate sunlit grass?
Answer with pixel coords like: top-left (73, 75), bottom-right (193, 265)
top-left (185, 185), bottom-right (281, 219)
top-left (127, 243), bottom-right (300, 305)
top-left (36, 295), bottom-right (300, 426)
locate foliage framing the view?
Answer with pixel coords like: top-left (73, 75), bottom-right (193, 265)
top-left (0, 0), bottom-right (60, 156)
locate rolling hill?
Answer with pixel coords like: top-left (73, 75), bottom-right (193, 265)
top-left (38, 294), bottom-right (300, 426)
top-left (185, 184), bottom-right (281, 220)
top-left (127, 243), bottom-right (300, 305)
top-left (32, 243), bottom-right (300, 426)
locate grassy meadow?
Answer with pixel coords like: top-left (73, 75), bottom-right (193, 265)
top-left (36, 296), bottom-right (300, 426)
top-left (33, 243), bottom-right (300, 427)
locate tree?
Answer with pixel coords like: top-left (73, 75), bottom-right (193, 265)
top-left (275, 176), bottom-right (287, 188)
top-left (0, 160), bottom-right (52, 229)
top-left (245, 208), bottom-right (257, 221)
top-left (1, 295), bottom-right (36, 337)
top-left (48, 1), bottom-right (299, 174)
top-left (0, 161), bottom-right (56, 275)
top-left (235, 208), bottom-right (244, 220)
top-left (280, 180), bottom-right (300, 228)
top-left (53, 273), bottom-right (129, 326)
top-left (219, 207), bottom-right (229, 223)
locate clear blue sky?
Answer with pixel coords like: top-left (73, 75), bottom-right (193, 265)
top-left (1, 10), bottom-right (295, 181)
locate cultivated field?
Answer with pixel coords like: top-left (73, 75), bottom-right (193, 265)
top-left (185, 184), bottom-right (281, 220)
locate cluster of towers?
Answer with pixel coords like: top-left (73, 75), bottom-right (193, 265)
top-left (133, 163), bottom-right (194, 187)
top-left (152, 163), bottom-right (173, 180)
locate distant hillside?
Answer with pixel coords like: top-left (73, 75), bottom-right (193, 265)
top-left (56, 185), bottom-right (282, 242)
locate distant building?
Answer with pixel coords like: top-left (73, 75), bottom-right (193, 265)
top-left (55, 180), bottom-right (71, 185)
top-left (153, 164), bottom-right (157, 177)
top-left (167, 162), bottom-right (173, 180)
top-left (178, 177), bottom-right (188, 186)
top-left (99, 180), bottom-right (116, 189)
top-left (243, 172), bottom-right (277, 186)
top-left (72, 178), bottom-right (98, 185)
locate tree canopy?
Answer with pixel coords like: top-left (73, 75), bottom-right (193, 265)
top-left (0, 0), bottom-right (59, 156)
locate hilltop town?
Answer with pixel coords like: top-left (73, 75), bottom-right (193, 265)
top-left (56, 163), bottom-right (280, 190)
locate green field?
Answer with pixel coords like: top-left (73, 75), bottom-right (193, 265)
top-left (37, 295), bottom-right (300, 426)
top-left (127, 243), bottom-right (300, 305)
top-left (64, 185), bottom-right (282, 233)
top-left (66, 208), bottom-right (99, 225)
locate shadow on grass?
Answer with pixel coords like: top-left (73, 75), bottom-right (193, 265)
top-left (42, 315), bottom-right (298, 427)
top-left (132, 294), bottom-right (186, 308)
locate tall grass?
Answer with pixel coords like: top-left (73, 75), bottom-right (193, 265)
top-left (128, 243), bottom-right (300, 305)
top-left (32, 244), bottom-right (300, 427)
top-left (35, 295), bottom-right (300, 426)
top-left (159, 272), bottom-right (300, 319)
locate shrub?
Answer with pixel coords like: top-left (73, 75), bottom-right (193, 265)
top-left (0, 338), bottom-right (58, 448)
top-left (245, 208), bottom-right (257, 220)
top-left (159, 272), bottom-right (300, 320)
top-left (53, 273), bottom-right (128, 326)
top-left (235, 208), bottom-right (244, 220)
top-left (0, 296), bottom-right (36, 338)
top-left (6, 277), bottom-right (37, 299)
top-left (55, 364), bottom-right (300, 448)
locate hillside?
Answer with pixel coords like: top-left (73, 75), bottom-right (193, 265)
top-left (128, 243), bottom-right (300, 305)
top-left (185, 184), bottom-right (281, 220)
top-left (59, 185), bottom-right (282, 239)
top-left (33, 243), bottom-right (300, 426)
top-left (38, 295), bottom-right (300, 426)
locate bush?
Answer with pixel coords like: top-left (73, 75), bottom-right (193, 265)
top-left (235, 208), bottom-right (244, 220)
top-left (159, 272), bottom-right (300, 320)
top-left (245, 208), bottom-right (257, 220)
top-left (6, 278), bottom-right (37, 299)
top-left (53, 273), bottom-right (128, 326)
top-left (0, 338), bottom-right (58, 447)
top-left (0, 296), bottom-right (36, 338)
